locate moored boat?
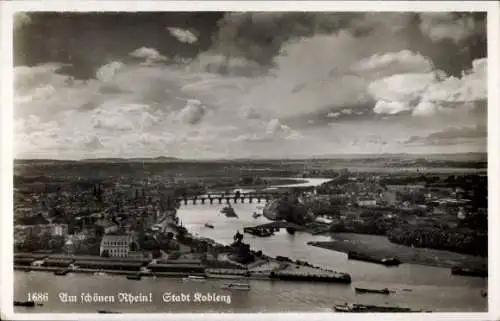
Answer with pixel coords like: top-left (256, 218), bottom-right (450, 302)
top-left (54, 268), bottom-right (70, 276)
top-left (204, 223), bottom-right (215, 228)
top-left (355, 287), bottom-right (390, 295)
top-left (243, 227), bottom-right (274, 237)
top-left (183, 275), bottom-right (206, 282)
top-left (98, 310), bottom-right (121, 313)
top-left (94, 270), bottom-right (107, 276)
top-left (270, 271), bottom-right (351, 284)
top-left (380, 257), bottom-right (401, 266)
top-left (221, 282), bottom-right (251, 291)
top-left (347, 251), bottom-right (401, 266)
top-left (126, 274), bottom-right (141, 280)
top-left (205, 273), bottom-right (247, 279)
top-left (334, 303), bottom-right (419, 312)
top-left (451, 266), bottom-right (487, 278)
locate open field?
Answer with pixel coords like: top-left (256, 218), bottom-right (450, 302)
top-left (309, 233), bottom-right (487, 270)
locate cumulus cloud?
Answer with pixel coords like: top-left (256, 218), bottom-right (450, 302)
top-left (15, 84), bottom-right (56, 104)
top-left (373, 100), bottom-right (411, 115)
top-left (233, 133), bottom-right (263, 143)
top-left (13, 12), bottom-right (487, 158)
top-left (191, 53), bottom-right (262, 76)
top-left (177, 99), bottom-right (206, 125)
top-left (412, 101), bottom-right (445, 117)
top-left (367, 57), bottom-right (486, 116)
top-left (84, 136), bottom-right (105, 150)
top-left (352, 50), bottom-right (434, 79)
top-left (89, 103), bottom-right (161, 132)
top-left (266, 118), bottom-right (287, 135)
top-left (419, 13), bottom-right (483, 44)
top-left (421, 58), bottom-right (486, 102)
top-left (96, 61), bottom-right (124, 82)
top-left (13, 63), bottom-right (89, 118)
top-left (242, 106), bottom-right (261, 119)
top-left (233, 118), bottom-right (303, 143)
top-left (266, 119), bottom-right (303, 140)
top-left (14, 116), bottom-right (74, 158)
top-left (15, 63), bottom-right (68, 94)
top-left (368, 72), bottom-right (439, 104)
top-left (129, 47), bottom-right (167, 63)
top-left (167, 27), bottom-right (198, 44)
top-left (208, 12), bottom-right (415, 70)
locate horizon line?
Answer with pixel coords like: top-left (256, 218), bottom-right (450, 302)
top-left (13, 151), bottom-right (488, 162)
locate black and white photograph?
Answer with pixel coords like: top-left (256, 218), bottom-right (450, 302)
top-left (1, 1), bottom-right (499, 319)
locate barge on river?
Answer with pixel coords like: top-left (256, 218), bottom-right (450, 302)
top-left (243, 227), bottom-right (274, 237)
top-left (451, 266), bottom-right (487, 278)
top-left (98, 310), bottom-right (122, 313)
top-left (334, 303), bottom-right (420, 312)
top-left (355, 287), bottom-right (390, 295)
top-left (54, 268), bottom-right (70, 276)
top-left (270, 271), bottom-right (351, 284)
top-left (347, 251), bottom-right (401, 266)
top-left (221, 282), bottom-right (250, 291)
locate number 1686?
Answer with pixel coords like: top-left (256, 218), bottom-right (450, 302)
top-left (28, 293), bottom-right (48, 302)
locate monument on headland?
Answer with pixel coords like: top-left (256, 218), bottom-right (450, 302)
top-left (228, 230), bottom-right (254, 264)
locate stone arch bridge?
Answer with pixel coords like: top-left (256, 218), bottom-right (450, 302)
top-left (177, 191), bottom-right (287, 205)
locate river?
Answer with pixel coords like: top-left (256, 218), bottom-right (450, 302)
top-left (14, 178), bottom-right (487, 313)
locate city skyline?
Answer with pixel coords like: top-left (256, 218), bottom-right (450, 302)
top-left (14, 12), bottom-right (487, 159)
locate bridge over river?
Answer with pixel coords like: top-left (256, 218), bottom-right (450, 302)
top-left (177, 191), bottom-right (296, 205)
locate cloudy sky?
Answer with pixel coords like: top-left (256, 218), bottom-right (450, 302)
top-left (13, 12), bottom-right (487, 159)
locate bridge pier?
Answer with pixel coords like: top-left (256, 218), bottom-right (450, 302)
top-left (226, 198), bottom-right (230, 204)
top-left (233, 197), bottom-right (238, 204)
top-left (201, 198), bottom-right (205, 204)
top-left (218, 198), bottom-right (222, 204)
top-left (193, 198), bottom-right (197, 205)
top-left (241, 197), bottom-right (245, 203)
top-left (209, 198), bottom-right (213, 204)
top-left (184, 199), bottom-right (188, 205)
top-left (257, 198), bottom-right (261, 203)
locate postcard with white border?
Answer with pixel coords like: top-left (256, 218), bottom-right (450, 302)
top-left (1, 1), bottom-right (499, 321)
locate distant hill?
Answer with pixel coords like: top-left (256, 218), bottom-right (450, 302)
top-left (14, 152), bottom-right (487, 164)
top-left (14, 156), bottom-right (181, 164)
top-left (80, 156), bottom-right (181, 163)
top-left (232, 152), bottom-right (487, 162)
